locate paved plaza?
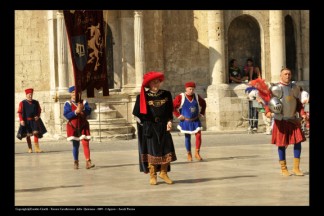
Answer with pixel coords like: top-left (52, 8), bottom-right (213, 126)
top-left (15, 132), bottom-right (309, 207)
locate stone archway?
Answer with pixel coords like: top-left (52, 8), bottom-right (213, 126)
top-left (228, 15), bottom-right (261, 79)
top-left (285, 15), bottom-right (297, 81)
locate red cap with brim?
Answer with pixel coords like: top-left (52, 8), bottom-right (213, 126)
top-left (140, 71), bottom-right (165, 114)
top-left (25, 88), bottom-right (34, 94)
top-left (185, 81), bottom-right (196, 88)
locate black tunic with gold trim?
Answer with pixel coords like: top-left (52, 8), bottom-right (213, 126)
top-left (133, 89), bottom-right (177, 173)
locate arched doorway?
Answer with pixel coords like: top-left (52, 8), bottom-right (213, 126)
top-left (285, 15), bottom-right (297, 81)
top-left (228, 15), bottom-right (261, 80)
top-left (105, 23), bottom-right (114, 89)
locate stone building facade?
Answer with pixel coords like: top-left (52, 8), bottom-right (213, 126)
top-left (15, 10), bottom-right (309, 140)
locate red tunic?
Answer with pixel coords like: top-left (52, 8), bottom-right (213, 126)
top-left (265, 97), bottom-right (306, 147)
top-left (65, 101), bottom-right (91, 141)
top-left (271, 120), bottom-right (306, 146)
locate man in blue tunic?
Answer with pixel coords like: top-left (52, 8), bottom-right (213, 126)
top-left (173, 82), bottom-right (206, 161)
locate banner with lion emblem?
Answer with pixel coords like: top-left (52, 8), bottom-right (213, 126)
top-left (63, 10), bottom-right (109, 102)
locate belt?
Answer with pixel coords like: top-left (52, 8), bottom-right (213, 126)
top-left (146, 117), bottom-right (168, 123)
top-left (68, 121), bottom-right (85, 130)
top-left (26, 117), bottom-right (34, 120)
top-left (147, 117), bottom-right (165, 123)
top-left (184, 116), bottom-right (199, 121)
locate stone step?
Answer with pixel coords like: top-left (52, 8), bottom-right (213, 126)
top-left (91, 133), bottom-right (134, 141)
top-left (88, 118), bottom-right (127, 125)
top-left (91, 125), bottom-right (134, 135)
top-left (89, 123), bottom-right (132, 131)
top-left (91, 110), bottom-right (117, 119)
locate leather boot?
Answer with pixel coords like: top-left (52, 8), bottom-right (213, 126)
top-left (86, 159), bottom-right (95, 169)
top-left (27, 142), bottom-right (33, 153)
top-left (187, 152), bottom-right (193, 161)
top-left (291, 158), bottom-right (304, 176)
top-left (74, 160), bottom-right (79, 170)
top-left (148, 163), bottom-right (157, 185)
top-left (34, 143), bottom-right (43, 153)
top-left (159, 163), bottom-right (173, 184)
top-left (279, 160), bottom-right (291, 176)
top-left (195, 149), bottom-right (203, 161)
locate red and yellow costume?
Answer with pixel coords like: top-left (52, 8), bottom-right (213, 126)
top-left (265, 81), bottom-right (306, 176)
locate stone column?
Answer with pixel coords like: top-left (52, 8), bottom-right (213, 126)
top-left (300, 10), bottom-right (309, 81)
top-left (208, 10), bottom-right (225, 85)
top-left (120, 10), bottom-right (135, 93)
top-left (51, 11), bottom-right (70, 140)
top-left (134, 10), bottom-right (145, 91)
top-left (57, 11), bottom-right (69, 92)
top-left (269, 10), bottom-right (285, 83)
top-left (47, 10), bottom-right (57, 97)
top-left (206, 10), bottom-right (230, 131)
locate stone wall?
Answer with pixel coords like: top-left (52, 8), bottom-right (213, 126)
top-left (15, 10), bottom-right (51, 92)
top-left (158, 10), bottom-right (209, 98)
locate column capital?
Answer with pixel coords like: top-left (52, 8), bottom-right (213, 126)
top-left (134, 10), bottom-right (143, 17)
top-left (56, 10), bottom-right (64, 18)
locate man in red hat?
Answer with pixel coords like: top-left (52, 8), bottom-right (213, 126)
top-left (17, 88), bottom-right (47, 153)
top-left (133, 71), bottom-right (177, 185)
top-left (173, 81), bottom-right (206, 161)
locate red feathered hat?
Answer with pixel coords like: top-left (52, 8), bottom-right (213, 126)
top-left (140, 71), bottom-right (165, 114)
top-left (25, 88), bottom-right (34, 94)
top-left (185, 81), bottom-right (196, 88)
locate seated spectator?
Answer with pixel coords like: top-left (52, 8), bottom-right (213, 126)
top-left (229, 59), bottom-right (248, 83)
top-left (243, 58), bottom-right (261, 81)
top-left (254, 66), bottom-right (262, 79)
